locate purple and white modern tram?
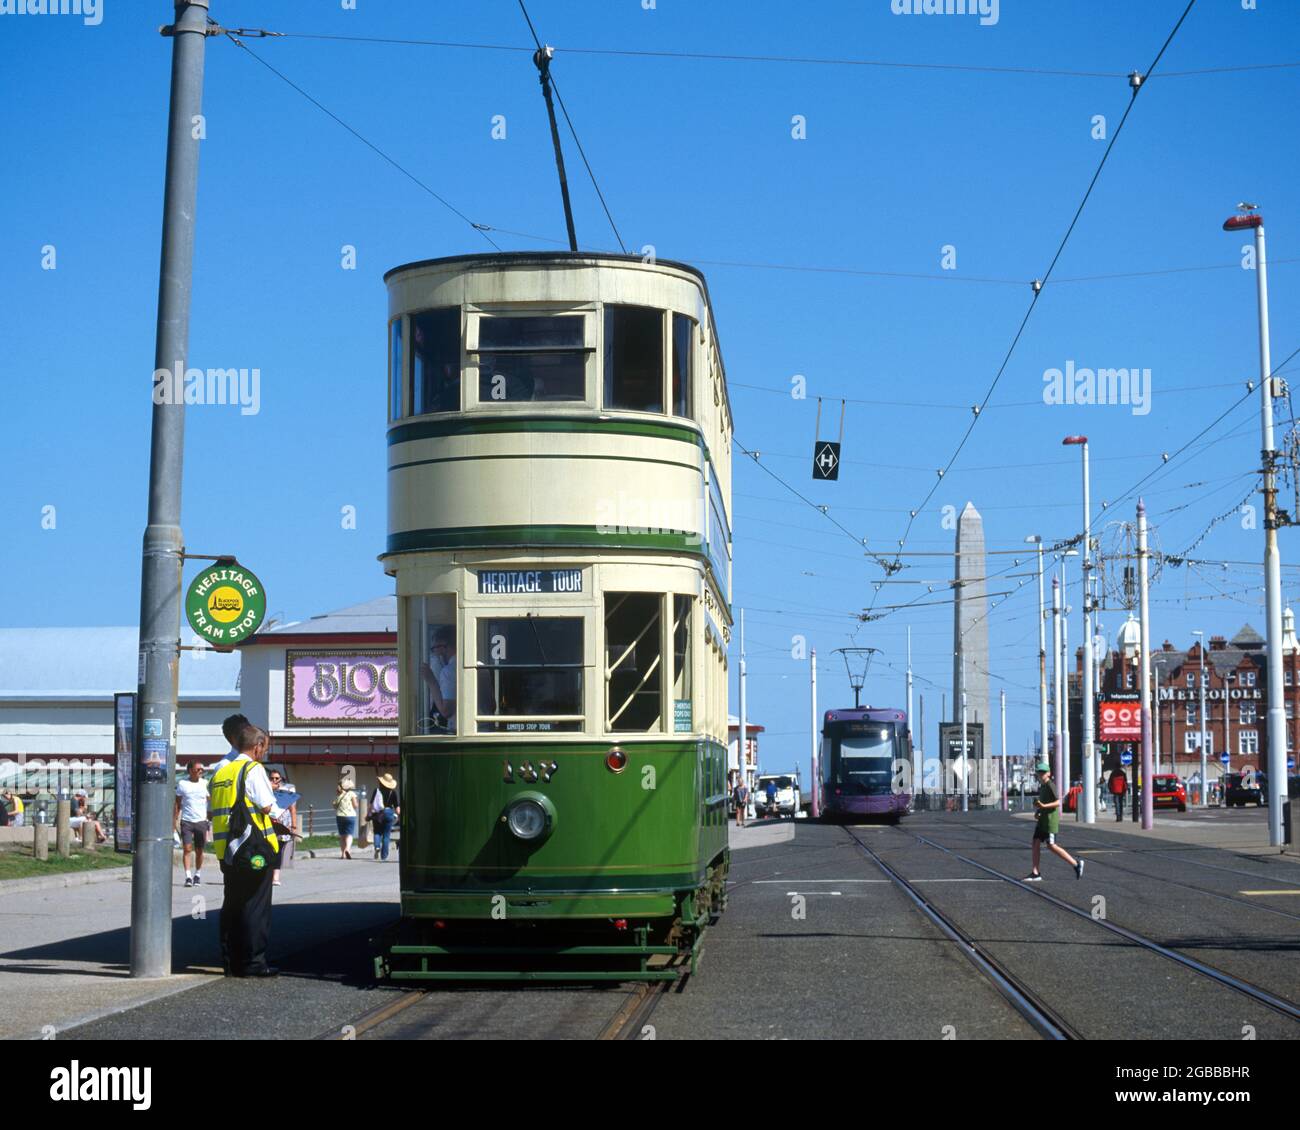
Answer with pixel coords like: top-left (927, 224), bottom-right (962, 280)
top-left (819, 707), bottom-right (912, 822)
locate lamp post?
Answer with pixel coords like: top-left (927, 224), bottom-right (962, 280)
top-left (1063, 435), bottom-right (1096, 823)
top-left (1223, 205), bottom-right (1286, 845)
top-left (1026, 535), bottom-right (1048, 768)
top-left (1193, 629), bottom-right (1208, 806)
top-left (1061, 549), bottom-right (1079, 797)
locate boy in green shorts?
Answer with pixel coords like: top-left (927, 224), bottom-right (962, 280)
top-left (1026, 761), bottom-right (1084, 882)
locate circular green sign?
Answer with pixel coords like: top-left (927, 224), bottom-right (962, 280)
top-left (185, 562), bottom-right (267, 645)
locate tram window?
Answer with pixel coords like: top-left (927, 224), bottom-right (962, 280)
top-left (606, 593), bottom-right (663, 732)
top-left (671, 313), bottom-right (693, 419)
top-left (389, 318), bottom-right (403, 421)
top-left (604, 306), bottom-right (664, 413)
top-left (409, 595), bottom-right (458, 735)
top-left (672, 595), bottom-right (692, 732)
top-left (411, 308), bottom-right (461, 415)
top-left (476, 617), bottom-right (584, 731)
top-left (475, 314), bottom-right (587, 403)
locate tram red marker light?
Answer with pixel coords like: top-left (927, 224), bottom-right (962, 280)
top-left (434, 920), bottom-right (446, 929)
top-left (613, 919), bottom-right (628, 930)
top-left (606, 747), bottom-right (628, 773)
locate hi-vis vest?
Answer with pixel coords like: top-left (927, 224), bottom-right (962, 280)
top-left (210, 757), bottom-right (279, 865)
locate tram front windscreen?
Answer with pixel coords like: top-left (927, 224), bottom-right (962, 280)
top-left (832, 724), bottom-right (901, 796)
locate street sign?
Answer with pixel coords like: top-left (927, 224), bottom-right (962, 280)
top-left (185, 562), bottom-right (267, 646)
top-left (1120, 752), bottom-right (1133, 765)
top-left (1220, 753), bottom-right (1231, 764)
top-left (812, 441), bottom-right (841, 481)
top-left (1289, 759), bottom-right (1296, 770)
top-left (1098, 701), bottom-right (1142, 742)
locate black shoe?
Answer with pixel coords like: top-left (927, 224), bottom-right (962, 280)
top-left (1022, 872), bottom-right (1042, 882)
top-left (240, 966), bottom-right (280, 978)
top-left (1075, 860), bottom-right (1085, 880)
top-left (193, 873), bottom-right (201, 885)
top-left (184, 876), bottom-right (193, 887)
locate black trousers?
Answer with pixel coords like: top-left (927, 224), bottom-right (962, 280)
top-left (219, 863), bottom-right (274, 974)
top-left (1113, 793), bottom-right (1126, 820)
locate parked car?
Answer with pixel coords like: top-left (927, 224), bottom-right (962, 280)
top-left (1223, 772), bottom-right (1263, 808)
top-left (1150, 774), bottom-right (1187, 812)
top-left (754, 774), bottom-right (800, 818)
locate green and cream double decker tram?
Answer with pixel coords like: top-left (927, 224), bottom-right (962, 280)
top-left (379, 252), bottom-right (734, 980)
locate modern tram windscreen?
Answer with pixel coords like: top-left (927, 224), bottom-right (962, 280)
top-left (836, 725), bottom-right (898, 795)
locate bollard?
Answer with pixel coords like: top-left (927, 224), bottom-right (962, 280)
top-left (34, 822), bottom-right (49, 861)
top-left (81, 820), bottom-right (96, 851)
top-left (356, 789), bottom-right (370, 848)
top-left (55, 799), bottom-right (71, 859)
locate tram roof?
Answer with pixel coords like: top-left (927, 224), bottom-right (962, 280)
top-left (384, 251), bottom-right (731, 416)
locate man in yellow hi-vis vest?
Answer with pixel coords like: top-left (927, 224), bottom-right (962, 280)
top-left (211, 721), bottom-right (280, 977)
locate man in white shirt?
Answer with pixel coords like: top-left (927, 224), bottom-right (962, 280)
top-left (418, 626), bottom-right (457, 734)
top-left (174, 761), bottom-right (210, 887)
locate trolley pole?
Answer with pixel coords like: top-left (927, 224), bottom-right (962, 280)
top-left (1224, 209), bottom-right (1286, 845)
top-left (1052, 577), bottom-right (1064, 797)
top-left (1194, 630), bottom-right (1207, 806)
top-left (1026, 535), bottom-right (1048, 768)
top-left (906, 627), bottom-right (915, 799)
top-left (532, 46), bottom-right (578, 252)
top-left (1137, 501), bottom-right (1155, 830)
top-left (739, 609), bottom-right (747, 810)
top-left (810, 649), bottom-right (819, 819)
top-left (131, 0), bottom-right (209, 980)
top-left (1000, 688), bottom-right (1007, 812)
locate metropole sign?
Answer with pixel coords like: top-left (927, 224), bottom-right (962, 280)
top-left (185, 562), bottom-right (267, 647)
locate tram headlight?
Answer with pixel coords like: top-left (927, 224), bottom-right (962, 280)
top-left (504, 794), bottom-right (555, 843)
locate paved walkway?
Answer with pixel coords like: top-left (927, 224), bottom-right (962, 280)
top-left (0, 852), bottom-right (399, 1040)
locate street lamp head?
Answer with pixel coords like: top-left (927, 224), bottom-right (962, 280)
top-left (1062, 435), bottom-right (1088, 446)
top-left (1024, 534), bottom-right (1042, 544)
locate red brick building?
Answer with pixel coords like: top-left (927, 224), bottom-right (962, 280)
top-left (1087, 612), bottom-right (1300, 784)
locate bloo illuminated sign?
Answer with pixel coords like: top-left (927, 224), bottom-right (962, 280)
top-left (285, 650), bottom-right (398, 726)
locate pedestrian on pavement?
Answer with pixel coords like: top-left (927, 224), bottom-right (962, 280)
top-left (174, 760), bottom-right (210, 887)
top-left (764, 778), bottom-right (778, 817)
top-left (334, 778), bottom-right (358, 859)
top-left (1025, 761), bottom-right (1084, 883)
top-left (211, 722), bottom-right (280, 978)
top-left (733, 775), bottom-right (749, 828)
top-left (1109, 767), bottom-right (1128, 822)
top-left (370, 773), bottom-right (400, 861)
top-left (268, 769), bottom-right (298, 886)
top-left (221, 713), bottom-right (251, 761)
top-left (2, 789), bottom-right (23, 827)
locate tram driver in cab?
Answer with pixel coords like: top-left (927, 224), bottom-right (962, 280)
top-left (419, 625), bottom-right (457, 734)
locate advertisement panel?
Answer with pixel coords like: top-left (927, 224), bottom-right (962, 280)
top-left (113, 692), bottom-right (135, 852)
top-left (285, 650), bottom-right (398, 726)
top-left (1098, 700), bottom-right (1142, 742)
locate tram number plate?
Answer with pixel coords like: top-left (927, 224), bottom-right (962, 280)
top-left (477, 569), bottom-right (583, 594)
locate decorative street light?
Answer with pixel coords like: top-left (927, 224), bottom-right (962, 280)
top-left (1063, 436), bottom-right (1097, 822)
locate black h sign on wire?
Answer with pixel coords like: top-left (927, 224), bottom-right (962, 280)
top-left (812, 397), bottom-right (845, 481)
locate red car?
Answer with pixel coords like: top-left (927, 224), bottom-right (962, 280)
top-left (1151, 774), bottom-right (1187, 812)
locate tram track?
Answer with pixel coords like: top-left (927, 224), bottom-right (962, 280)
top-left (899, 826), bottom-right (1300, 1027)
top-left (316, 979), bottom-right (665, 1041)
top-left (932, 819), bottom-right (1300, 926)
top-left (839, 825), bottom-right (1080, 1040)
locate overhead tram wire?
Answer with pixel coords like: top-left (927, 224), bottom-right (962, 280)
top-left (247, 29), bottom-right (1298, 81)
top-left (219, 30), bottom-right (502, 249)
top-left (732, 438), bottom-right (899, 573)
top-left (1098, 340), bottom-right (1300, 522)
top-left (870, 0), bottom-right (1198, 621)
top-left (516, 0), bottom-right (627, 254)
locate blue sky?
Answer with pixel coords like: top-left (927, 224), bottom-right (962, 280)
top-left (4, 0), bottom-right (1299, 780)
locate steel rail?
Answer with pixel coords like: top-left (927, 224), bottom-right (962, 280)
top-left (907, 828), bottom-right (1300, 1024)
top-left (840, 826), bottom-right (1079, 1040)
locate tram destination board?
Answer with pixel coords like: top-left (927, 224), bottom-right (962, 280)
top-left (476, 568), bottom-right (583, 594)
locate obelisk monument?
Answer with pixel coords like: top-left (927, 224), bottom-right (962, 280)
top-left (953, 502), bottom-right (990, 798)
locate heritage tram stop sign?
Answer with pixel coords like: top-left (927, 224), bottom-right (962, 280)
top-left (812, 397), bottom-right (846, 481)
top-left (184, 558), bottom-right (267, 651)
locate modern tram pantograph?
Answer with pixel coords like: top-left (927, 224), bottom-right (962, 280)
top-left (377, 252), bottom-right (735, 981)
top-left (819, 708), bottom-right (912, 823)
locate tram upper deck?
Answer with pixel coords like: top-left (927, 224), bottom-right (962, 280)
top-left (383, 252), bottom-right (733, 599)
